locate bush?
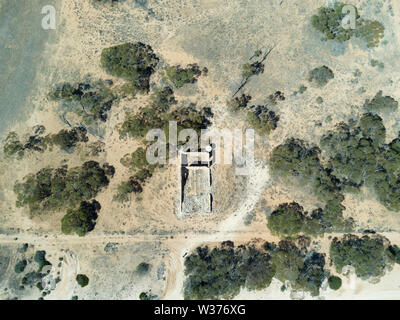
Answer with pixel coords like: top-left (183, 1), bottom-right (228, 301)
top-left (34, 251), bottom-right (51, 272)
top-left (116, 147), bottom-right (159, 201)
top-left (113, 178), bottom-right (143, 202)
top-left (14, 260), bottom-right (27, 274)
top-left (100, 42), bottom-right (159, 92)
top-left (49, 79), bottom-right (116, 124)
top-left (241, 61), bottom-right (264, 79)
top-left (307, 66), bottom-right (334, 87)
top-left (149, 87), bottom-right (177, 112)
top-left (46, 127), bottom-right (88, 151)
top-left (311, 3), bottom-right (384, 47)
top-left (21, 271), bottom-right (45, 287)
top-left (364, 91), bottom-right (398, 112)
top-left (320, 113), bottom-right (400, 211)
top-left (227, 94), bottom-right (252, 113)
top-left (14, 161), bottom-right (114, 215)
top-left (311, 3), bottom-right (356, 42)
top-left (270, 138), bottom-right (351, 233)
top-left (164, 64), bottom-right (203, 88)
top-left (3, 126), bottom-right (47, 159)
top-left (328, 275), bottom-right (342, 290)
top-left (386, 245), bottom-right (400, 264)
top-left (76, 274), bottom-right (89, 287)
top-left (246, 106), bottom-right (280, 135)
top-left (330, 234), bottom-right (392, 279)
top-left (184, 238), bottom-right (326, 299)
top-left (3, 132), bottom-right (25, 159)
top-left (268, 202), bottom-right (305, 236)
top-left (61, 200), bottom-right (101, 236)
top-left (355, 19), bottom-right (385, 48)
top-left (136, 262), bottom-right (151, 275)
top-left (139, 292), bottom-right (150, 300)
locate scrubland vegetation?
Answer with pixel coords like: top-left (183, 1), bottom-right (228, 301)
top-left (227, 92), bottom-right (282, 136)
top-left (101, 42), bottom-right (159, 92)
top-left (307, 66), bottom-right (334, 87)
top-left (270, 138), bottom-right (352, 234)
top-left (311, 2), bottom-right (385, 48)
top-left (185, 233), bottom-right (400, 299)
top-left (14, 161), bottom-right (114, 235)
top-left (163, 64), bottom-right (205, 88)
top-left (49, 79), bottom-right (117, 125)
top-left (184, 238), bottom-right (326, 299)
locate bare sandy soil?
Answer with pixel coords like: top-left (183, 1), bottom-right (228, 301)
top-left (1, 0), bottom-right (400, 300)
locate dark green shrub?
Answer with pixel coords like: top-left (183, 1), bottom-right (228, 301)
top-left (61, 200), bottom-right (101, 236)
top-left (34, 251), bottom-right (51, 272)
top-left (149, 87), bottom-right (177, 112)
top-left (241, 61), bottom-right (264, 79)
top-left (14, 260), bottom-right (27, 274)
top-left (49, 79), bottom-right (116, 124)
top-left (227, 94), bottom-right (252, 112)
top-left (113, 178), bottom-right (143, 202)
top-left (307, 66), bottom-right (334, 87)
top-left (46, 127), bottom-right (88, 151)
top-left (101, 42), bottom-right (159, 92)
top-left (246, 106), bottom-right (280, 135)
top-left (386, 245), bottom-right (400, 264)
top-left (364, 91), bottom-right (398, 112)
top-left (76, 274), bottom-right (89, 287)
top-left (139, 292), bottom-right (150, 300)
top-left (268, 202), bottom-right (305, 236)
top-left (14, 161), bottom-right (114, 215)
top-left (311, 3), bottom-right (384, 47)
top-left (328, 275), bottom-right (342, 290)
top-left (3, 132), bottom-right (25, 159)
top-left (330, 234), bottom-right (392, 279)
top-left (136, 262), bottom-right (151, 275)
top-left (165, 64), bottom-right (203, 88)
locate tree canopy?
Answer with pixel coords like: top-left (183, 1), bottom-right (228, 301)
top-left (49, 79), bottom-right (117, 124)
top-left (330, 234), bottom-right (393, 279)
top-left (184, 238), bottom-right (326, 299)
top-left (14, 161), bottom-right (114, 214)
top-left (307, 66), bottom-right (334, 87)
top-left (61, 200), bottom-right (101, 236)
top-left (311, 3), bottom-right (384, 48)
top-left (100, 42), bottom-right (159, 92)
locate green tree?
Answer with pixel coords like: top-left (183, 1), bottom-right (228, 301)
top-left (61, 200), bottom-right (101, 236)
top-left (34, 251), bottom-right (51, 272)
top-left (364, 91), bottom-right (398, 113)
top-left (268, 202), bottom-right (305, 236)
top-left (307, 66), bottom-right (334, 87)
top-left (46, 127), bottom-right (88, 151)
top-left (49, 79), bottom-right (116, 124)
top-left (328, 275), bottom-right (342, 290)
top-left (3, 132), bottom-right (25, 159)
top-left (311, 3), bottom-right (384, 47)
top-left (14, 260), bottom-right (27, 274)
top-left (14, 161), bottom-right (114, 215)
top-left (164, 64), bottom-right (203, 88)
top-left (136, 262), bottom-right (151, 275)
top-left (76, 274), bottom-right (89, 287)
top-left (330, 234), bottom-right (392, 279)
top-left (100, 42), bottom-right (159, 92)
